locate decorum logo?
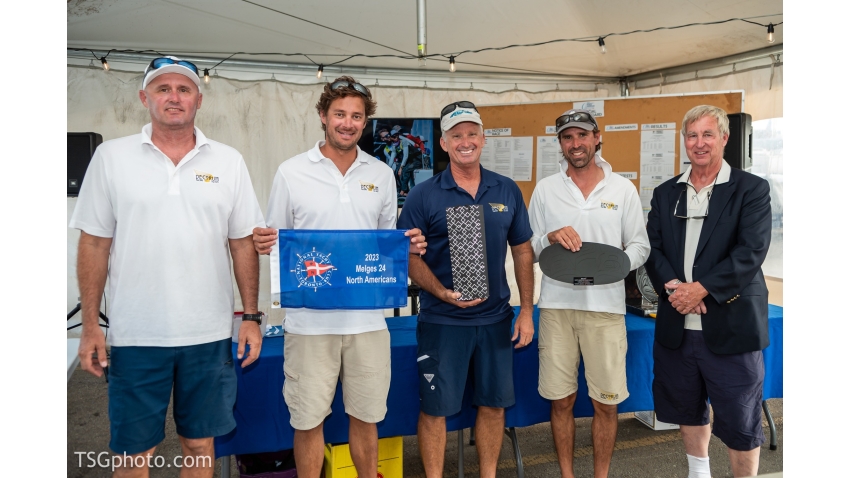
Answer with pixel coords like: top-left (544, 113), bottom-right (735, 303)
top-left (449, 109), bottom-right (472, 118)
top-left (194, 169), bottom-right (219, 183)
top-left (489, 203), bottom-right (508, 212)
top-left (291, 247), bottom-right (336, 291)
top-left (600, 201), bottom-right (618, 210)
top-left (359, 181), bottom-right (379, 192)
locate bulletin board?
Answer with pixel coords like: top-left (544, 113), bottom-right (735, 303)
top-left (476, 91), bottom-right (743, 207)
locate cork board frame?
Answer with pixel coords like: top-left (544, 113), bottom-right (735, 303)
top-left (476, 91), bottom-right (743, 206)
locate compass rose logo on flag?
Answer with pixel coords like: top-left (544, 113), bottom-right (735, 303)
top-left (291, 247), bottom-right (337, 291)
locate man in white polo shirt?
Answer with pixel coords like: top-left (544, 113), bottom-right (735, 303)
top-left (528, 109), bottom-right (649, 478)
top-left (70, 56), bottom-right (266, 477)
top-left (251, 76), bottom-right (425, 478)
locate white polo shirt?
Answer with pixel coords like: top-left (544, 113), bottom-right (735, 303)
top-left (266, 141), bottom-right (398, 335)
top-left (69, 124), bottom-right (265, 347)
top-left (529, 154), bottom-right (650, 314)
top-left (679, 159), bottom-right (732, 330)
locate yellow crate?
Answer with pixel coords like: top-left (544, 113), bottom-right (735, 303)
top-left (323, 436), bottom-right (402, 478)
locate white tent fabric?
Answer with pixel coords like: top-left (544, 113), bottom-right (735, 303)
top-left (66, 64), bottom-right (782, 328)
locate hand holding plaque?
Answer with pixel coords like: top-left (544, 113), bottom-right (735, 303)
top-left (539, 242), bottom-right (630, 286)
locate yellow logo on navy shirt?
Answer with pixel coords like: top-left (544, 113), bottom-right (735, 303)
top-left (600, 201), bottom-right (618, 210)
top-left (359, 181), bottom-right (379, 192)
top-left (489, 203), bottom-right (508, 212)
top-left (194, 169), bottom-right (219, 183)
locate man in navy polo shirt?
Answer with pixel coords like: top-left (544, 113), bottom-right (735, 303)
top-left (397, 101), bottom-right (535, 478)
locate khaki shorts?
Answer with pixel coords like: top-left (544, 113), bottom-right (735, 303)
top-left (538, 309), bottom-right (629, 405)
top-left (283, 329), bottom-right (390, 430)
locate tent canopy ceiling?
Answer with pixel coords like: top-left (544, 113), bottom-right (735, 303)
top-left (68, 0), bottom-right (783, 79)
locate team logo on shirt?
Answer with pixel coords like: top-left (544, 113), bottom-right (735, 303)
top-left (194, 169), bottom-right (219, 183)
top-left (291, 248), bottom-right (336, 291)
top-left (489, 203), bottom-right (508, 212)
top-left (359, 181), bottom-right (379, 192)
top-left (600, 201), bottom-right (618, 210)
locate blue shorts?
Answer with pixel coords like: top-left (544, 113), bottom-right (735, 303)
top-left (653, 331), bottom-right (765, 451)
top-left (416, 317), bottom-right (515, 417)
top-left (108, 338), bottom-right (237, 454)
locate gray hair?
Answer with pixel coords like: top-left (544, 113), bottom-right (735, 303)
top-left (681, 105), bottom-right (730, 137)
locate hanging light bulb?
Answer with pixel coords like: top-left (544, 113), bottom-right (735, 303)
top-left (100, 57), bottom-right (110, 71)
top-left (449, 56), bottom-right (456, 73)
top-left (598, 37), bottom-right (607, 54)
top-left (317, 64), bottom-right (324, 79)
top-left (203, 69), bottom-right (210, 84)
top-left (767, 23), bottom-right (775, 44)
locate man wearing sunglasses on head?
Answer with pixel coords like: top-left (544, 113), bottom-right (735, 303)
top-left (251, 76), bottom-right (426, 478)
top-left (644, 105), bottom-right (772, 478)
top-left (528, 109), bottom-right (649, 478)
top-left (70, 56), bottom-right (266, 477)
top-left (397, 101), bottom-right (535, 478)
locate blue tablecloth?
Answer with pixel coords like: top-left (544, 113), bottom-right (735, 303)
top-left (215, 305), bottom-right (783, 457)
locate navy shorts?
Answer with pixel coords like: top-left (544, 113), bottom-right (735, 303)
top-left (416, 317), bottom-right (515, 416)
top-left (653, 331), bottom-right (765, 451)
top-left (108, 338), bottom-right (237, 454)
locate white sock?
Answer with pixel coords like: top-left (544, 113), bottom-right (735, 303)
top-left (686, 454), bottom-right (710, 478)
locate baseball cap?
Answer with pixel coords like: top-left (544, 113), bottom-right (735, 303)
top-left (440, 101), bottom-right (483, 132)
top-left (555, 109), bottom-right (598, 135)
top-left (142, 56), bottom-right (201, 89)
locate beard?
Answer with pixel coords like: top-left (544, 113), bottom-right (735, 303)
top-left (564, 147), bottom-right (594, 169)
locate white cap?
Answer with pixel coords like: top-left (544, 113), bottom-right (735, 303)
top-left (142, 56), bottom-right (201, 89)
top-left (440, 107), bottom-right (483, 132)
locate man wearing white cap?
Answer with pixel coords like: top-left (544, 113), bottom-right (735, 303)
top-left (70, 56), bottom-right (266, 476)
top-left (397, 101), bottom-right (535, 478)
top-left (528, 109), bottom-right (649, 477)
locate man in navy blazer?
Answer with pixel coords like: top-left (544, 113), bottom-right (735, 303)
top-left (644, 105), bottom-right (771, 478)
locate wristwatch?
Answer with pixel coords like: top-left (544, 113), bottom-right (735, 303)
top-left (242, 313), bottom-right (263, 325)
top-left (665, 279), bottom-right (682, 295)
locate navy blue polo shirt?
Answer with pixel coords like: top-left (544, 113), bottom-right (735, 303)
top-left (398, 164), bottom-right (532, 326)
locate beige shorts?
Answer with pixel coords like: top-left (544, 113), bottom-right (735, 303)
top-left (283, 329), bottom-right (390, 430)
top-left (538, 309), bottom-right (629, 405)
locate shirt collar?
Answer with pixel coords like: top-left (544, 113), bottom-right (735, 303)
top-left (140, 123), bottom-right (209, 151)
top-left (439, 163), bottom-right (500, 190)
top-left (307, 140), bottom-right (371, 164)
top-left (678, 159), bottom-right (732, 186)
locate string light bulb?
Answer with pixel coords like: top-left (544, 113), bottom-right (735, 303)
top-left (316, 64), bottom-right (323, 79)
top-left (100, 57), bottom-right (110, 71)
top-left (203, 69), bottom-right (210, 84)
top-left (449, 56), bottom-right (456, 73)
top-left (598, 37), bottom-right (606, 54)
top-left (767, 23), bottom-right (775, 43)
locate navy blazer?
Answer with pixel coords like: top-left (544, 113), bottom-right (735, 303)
top-left (644, 167), bottom-right (772, 355)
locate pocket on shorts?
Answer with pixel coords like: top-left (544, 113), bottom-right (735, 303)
top-left (417, 350), bottom-right (439, 394)
top-left (283, 363), bottom-right (300, 408)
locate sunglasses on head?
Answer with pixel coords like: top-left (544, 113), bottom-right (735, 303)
top-left (330, 80), bottom-right (371, 98)
top-left (146, 57), bottom-right (199, 76)
top-left (441, 101), bottom-right (478, 118)
top-left (555, 111), bottom-right (598, 130)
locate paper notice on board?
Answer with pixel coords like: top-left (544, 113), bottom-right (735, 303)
top-left (536, 136), bottom-right (561, 182)
top-left (572, 100), bottom-right (604, 117)
top-left (511, 137), bottom-right (533, 181)
top-left (640, 129), bottom-right (676, 154)
top-left (481, 136), bottom-right (533, 181)
top-left (639, 123), bottom-right (677, 218)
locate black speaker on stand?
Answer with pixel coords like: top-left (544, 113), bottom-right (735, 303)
top-left (724, 113), bottom-right (752, 171)
top-left (68, 132), bottom-right (103, 197)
